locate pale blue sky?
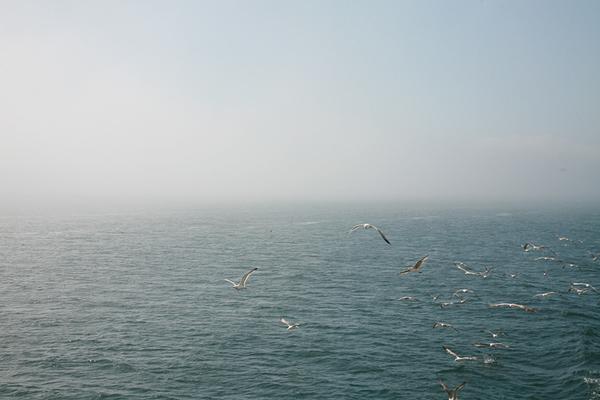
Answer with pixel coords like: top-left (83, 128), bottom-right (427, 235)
top-left (1, 1), bottom-right (599, 209)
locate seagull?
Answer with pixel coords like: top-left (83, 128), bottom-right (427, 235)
top-left (399, 255), bottom-right (429, 275)
top-left (455, 262), bottom-right (479, 276)
top-left (486, 330), bottom-right (506, 338)
top-left (440, 299), bottom-right (467, 308)
top-left (489, 303), bottom-right (537, 313)
top-left (558, 236), bottom-right (570, 241)
top-left (568, 285), bottom-right (590, 295)
top-left (280, 317), bottom-right (299, 331)
top-left (398, 296), bottom-right (418, 301)
top-left (349, 223), bottom-right (391, 244)
top-left (571, 282), bottom-right (598, 292)
top-left (433, 322), bottom-right (458, 331)
top-left (224, 267), bottom-right (258, 290)
top-left (439, 381), bottom-right (466, 400)
top-left (523, 242), bottom-right (546, 252)
top-left (442, 345), bottom-right (478, 362)
top-left (534, 291), bottom-right (558, 298)
top-left (455, 262), bottom-right (492, 278)
top-left (453, 289), bottom-right (474, 298)
top-left (534, 256), bottom-right (557, 261)
top-left (473, 342), bottom-right (510, 349)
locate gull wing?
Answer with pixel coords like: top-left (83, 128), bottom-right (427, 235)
top-left (414, 255), bottom-right (429, 270)
top-left (455, 263), bottom-right (471, 273)
top-left (280, 318), bottom-right (291, 327)
top-left (374, 227), bottom-right (391, 244)
top-left (439, 380), bottom-right (450, 392)
top-left (239, 267), bottom-right (258, 287)
top-left (443, 345), bottom-right (459, 358)
top-left (349, 224), bottom-right (363, 233)
top-left (224, 279), bottom-right (237, 286)
top-left (399, 267), bottom-right (413, 275)
top-left (455, 382), bottom-right (466, 392)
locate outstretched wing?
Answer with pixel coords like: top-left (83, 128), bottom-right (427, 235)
top-left (455, 382), bottom-right (466, 392)
top-left (349, 224), bottom-right (363, 233)
top-left (240, 267), bottom-right (258, 287)
top-left (374, 227), bottom-right (391, 244)
top-left (399, 267), bottom-right (413, 275)
top-left (224, 279), bottom-right (237, 286)
top-left (280, 318), bottom-right (291, 327)
top-left (414, 255), bottom-right (429, 270)
top-left (442, 345), bottom-right (459, 358)
top-left (438, 380), bottom-right (450, 392)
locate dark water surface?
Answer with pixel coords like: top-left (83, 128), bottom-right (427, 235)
top-left (1, 205), bottom-right (600, 399)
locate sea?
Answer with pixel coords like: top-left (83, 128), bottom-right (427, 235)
top-left (1, 204), bottom-right (599, 399)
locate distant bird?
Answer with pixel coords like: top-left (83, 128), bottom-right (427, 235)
top-left (571, 282), bottom-right (598, 292)
top-left (558, 236), bottom-right (570, 241)
top-left (440, 299), bottom-right (467, 309)
top-left (591, 253), bottom-right (600, 262)
top-left (433, 322), bottom-right (458, 331)
top-left (486, 330), bottom-right (506, 339)
top-left (439, 380), bottom-right (466, 400)
top-left (398, 296), bottom-right (418, 301)
top-left (442, 345), bottom-right (478, 362)
top-left (534, 256), bottom-right (556, 261)
top-left (453, 288), bottom-right (474, 298)
top-left (473, 342), bottom-right (510, 349)
top-left (455, 262), bottom-right (492, 278)
top-left (534, 291), bottom-right (558, 298)
top-left (508, 273), bottom-right (518, 279)
top-left (350, 223), bottom-right (391, 244)
top-left (399, 255), bottom-right (429, 275)
top-left (489, 303), bottom-right (537, 313)
top-left (568, 285), bottom-right (589, 295)
top-left (454, 262), bottom-right (479, 276)
top-left (280, 317), bottom-right (299, 331)
top-left (224, 267), bottom-right (258, 290)
top-left (523, 242), bottom-right (546, 252)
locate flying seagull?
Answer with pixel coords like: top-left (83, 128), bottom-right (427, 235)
top-left (489, 303), bottom-right (537, 313)
top-left (455, 262), bottom-right (492, 278)
top-left (486, 330), bottom-right (506, 339)
top-left (399, 255), bottom-right (429, 275)
top-left (571, 282), bottom-right (598, 292)
top-left (534, 291), bottom-right (558, 298)
top-left (433, 322), bottom-right (458, 331)
top-left (442, 345), bottom-right (478, 362)
top-left (523, 242), bottom-right (546, 252)
top-left (349, 223), bottom-right (391, 244)
top-left (473, 342), bottom-right (510, 349)
top-left (224, 267), bottom-right (258, 290)
top-left (439, 381), bottom-right (466, 400)
top-left (280, 317), bottom-right (299, 331)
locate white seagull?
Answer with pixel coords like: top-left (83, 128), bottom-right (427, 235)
top-left (473, 342), bottom-right (510, 349)
top-left (280, 317), bottom-right (299, 331)
top-left (399, 255), bottom-right (429, 275)
top-left (534, 291), bottom-right (558, 298)
top-left (442, 345), bottom-right (478, 362)
top-left (489, 303), bottom-right (537, 313)
top-left (224, 267), bottom-right (258, 290)
top-left (349, 223), bottom-right (391, 244)
top-left (439, 381), bottom-right (466, 400)
top-left (433, 322), bottom-right (458, 331)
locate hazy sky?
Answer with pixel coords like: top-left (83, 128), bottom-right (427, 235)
top-left (1, 1), bottom-right (599, 210)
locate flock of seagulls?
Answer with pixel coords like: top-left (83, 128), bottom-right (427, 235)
top-left (223, 224), bottom-right (598, 399)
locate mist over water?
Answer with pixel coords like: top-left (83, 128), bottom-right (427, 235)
top-left (1, 205), bottom-right (599, 399)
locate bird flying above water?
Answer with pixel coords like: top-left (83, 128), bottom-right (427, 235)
top-left (399, 255), bottom-right (429, 275)
top-left (224, 267), bottom-right (258, 290)
top-left (439, 381), bottom-right (466, 400)
top-left (349, 223), bottom-right (391, 244)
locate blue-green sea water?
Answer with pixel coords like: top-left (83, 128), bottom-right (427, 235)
top-left (1, 205), bottom-right (600, 399)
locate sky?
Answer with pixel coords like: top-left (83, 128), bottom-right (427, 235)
top-left (1, 0), bottom-right (599, 211)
